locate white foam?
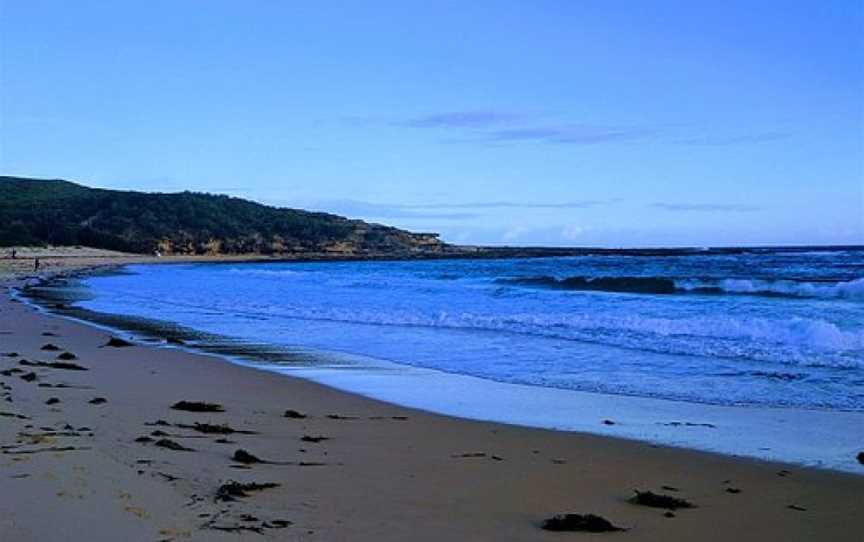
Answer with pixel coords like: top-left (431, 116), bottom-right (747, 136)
top-left (267, 360), bottom-right (864, 474)
top-left (677, 277), bottom-right (864, 300)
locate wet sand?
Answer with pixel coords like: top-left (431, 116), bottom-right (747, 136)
top-left (0, 258), bottom-right (863, 540)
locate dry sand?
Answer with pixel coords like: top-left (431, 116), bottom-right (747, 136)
top-left (0, 251), bottom-right (862, 541)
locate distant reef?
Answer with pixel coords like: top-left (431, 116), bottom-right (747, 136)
top-left (0, 176), bottom-right (450, 256)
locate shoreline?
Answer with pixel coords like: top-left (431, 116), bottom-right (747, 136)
top-left (21, 260), bottom-right (864, 474)
top-left (18, 272), bottom-right (864, 475)
top-left (1, 257), bottom-right (864, 539)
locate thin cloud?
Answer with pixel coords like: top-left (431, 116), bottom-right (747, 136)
top-left (484, 125), bottom-right (658, 145)
top-left (651, 202), bottom-right (762, 212)
top-left (299, 198), bottom-right (622, 221)
top-left (407, 199), bottom-right (621, 209)
top-left (675, 132), bottom-right (791, 146)
top-left (398, 110), bottom-right (789, 149)
top-left (401, 111), bottom-right (519, 128)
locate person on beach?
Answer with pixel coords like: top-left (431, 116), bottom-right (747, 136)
top-left (34, 258), bottom-right (40, 271)
top-left (10, 248), bottom-right (16, 259)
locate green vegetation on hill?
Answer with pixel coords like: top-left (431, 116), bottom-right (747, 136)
top-left (0, 176), bottom-right (446, 255)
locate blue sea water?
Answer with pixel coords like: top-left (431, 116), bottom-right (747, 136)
top-left (74, 249), bottom-right (864, 412)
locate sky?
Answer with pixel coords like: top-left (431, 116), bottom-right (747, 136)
top-left (1, 1), bottom-right (862, 247)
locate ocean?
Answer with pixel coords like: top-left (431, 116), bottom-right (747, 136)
top-left (22, 247), bottom-right (864, 471)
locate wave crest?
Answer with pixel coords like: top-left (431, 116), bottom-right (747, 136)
top-left (500, 275), bottom-right (864, 300)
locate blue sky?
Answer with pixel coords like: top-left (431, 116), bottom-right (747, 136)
top-left (1, 1), bottom-right (861, 247)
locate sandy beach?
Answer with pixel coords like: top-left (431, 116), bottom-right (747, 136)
top-left (1, 255), bottom-right (863, 541)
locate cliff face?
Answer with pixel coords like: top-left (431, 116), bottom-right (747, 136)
top-left (0, 176), bottom-right (449, 256)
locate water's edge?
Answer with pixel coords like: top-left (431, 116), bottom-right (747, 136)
top-left (14, 265), bottom-right (864, 475)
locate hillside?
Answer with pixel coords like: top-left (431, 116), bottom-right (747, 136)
top-left (0, 176), bottom-right (448, 256)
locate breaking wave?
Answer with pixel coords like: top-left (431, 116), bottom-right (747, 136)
top-left (501, 276), bottom-right (864, 300)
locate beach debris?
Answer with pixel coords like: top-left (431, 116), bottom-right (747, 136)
top-left (629, 490), bottom-right (695, 510)
top-left (89, 397), bottom-right (108, 405)
top-left (3, 446), bottom-right (90, 455)
top-left (176, 422), bottom-right (256, 435)
top-left (103, 337), bottom-right (134, 347)
top-left (0, 411), bottom-right (29, 420)
top-left (171, 400), bottom-right (224, 412)
top-left (20, 360), bottom-right (87, 371)
top-left (452, 452), bottom-right (486, 458)
top-left (787, 504), bottom-right (807, 512)
top-left (857, 452), bottom-right (864, 465)
top-left (215, 481), bottom-right (280, 502)
top-left (541, 513), bottom-right (626, 532)
top-left (391, 415), bottom-right (408, 420)
top-left (658, 421), bottom-right (716, 429)
top-left (300, 435), bottom-right (329, 443)
top-left (20, 372), bottom-right (37, 382)
top-left (233, 449), bottom-right (265, 464)
top-left (283, 409), bottom-right (306, 419)
top-left (156, 472), bottom-right (181, 481)
top-left (40, 344), bottom-right (61, 351)
top-left (44, 397), bottom-right (60, 405)
top-left (602, 419), bottom-right (616, 425)
top-left (56, 352), bottom-right (77, 361)
top-left (154, 438), bottom-right (194, 451)
top-left (326, 414), bottom-right (358, 420)
top-left (41, 332), bottom-right (57, 337)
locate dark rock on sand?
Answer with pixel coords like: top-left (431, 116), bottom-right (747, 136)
top-left (56, 352), bottom-right (77, 361)
top-left (541, 513), bottom-right (625, 532)
top-left (300, 435), bottom-right (329, 443)
top-left (40, 344), bottom-right (61, 351)
top-left (283, 409), bottom-right (306, 419)
top-left (154, 438), bottom-right (194, 451)
top-left (171, 400), bottom-right (224, 412)
top-left (20, 372), bottom-right (37, 382)
top-left (630, 490), bottom-right (695, 510)
top-left (88, 397), bottom-right (108, 405)
top-left (104, 337), bottom-right (134, 347)
top-left (178, 422), bottom-right (256, 435)
top-left (44, 397), bottom-right (60, 405)
top-left (215, 481), bottom-right (280, 502)
top-left (20, 360), bottom-right (87, 371)
top-left (233, 449), bottom-right (265, 464)
top-left (857, 452), bottom-right (864, 465)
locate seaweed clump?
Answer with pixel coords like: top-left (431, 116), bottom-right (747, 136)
top-left (215, 481), bottom-right (280, 502)
top-left (629, 490), bottom-right (695, 510)
top-left (541, 513), bottom-right (625, 532)
top-left (171, 401), bottom-right (224, 412)
top-left (104, 337), bottom-right (134, 347)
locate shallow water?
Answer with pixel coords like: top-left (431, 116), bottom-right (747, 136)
top-left (68, 250), bottom-right (864, 411)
